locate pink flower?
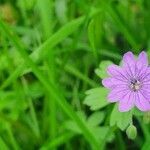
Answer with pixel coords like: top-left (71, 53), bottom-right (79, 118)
top-left (102, 51), bottom-right (150, 112)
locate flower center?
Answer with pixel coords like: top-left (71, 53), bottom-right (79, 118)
top-left (130, 79), bottom-right (141, 92)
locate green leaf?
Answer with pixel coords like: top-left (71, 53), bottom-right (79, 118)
top-left (95, 60), bottom-right (113, 79)
top-left (89, 126), bottom-right (114, 142)
top-left (89, 126), bottom-right (109, 141)
top-left (110, 104), bottom-right (133, 130)
top-left (64, 111), bottom-right (113, 143)
top-left (87, 111), bottom-right (105, 127)
top-left (63, 120), bottom-right (81, 134)
top-left (84, 87), bottom-right (109, 110)
top-left (64, 111), bottom-right (86, 134)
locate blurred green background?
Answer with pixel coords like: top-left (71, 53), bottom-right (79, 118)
top-left (0, 0), bottom-right (150, 150)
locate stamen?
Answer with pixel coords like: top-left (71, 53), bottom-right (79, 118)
top-left (130, 79), bottom-right (141, 91)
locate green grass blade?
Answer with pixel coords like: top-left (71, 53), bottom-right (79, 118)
top-left (30, 16), bottom-right (85, 63)
top-left (0, 18), bottom-right (100, 150)
top-left (37, 0), bottom-right (54, 38)
top-left (0, 16), bottom-right (85, 90)
top-left (40, 132), bottom-right (75, 150)
top-left (0, 137), bottom-right (9, 150)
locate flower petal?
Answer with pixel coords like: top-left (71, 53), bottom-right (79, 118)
top-left (135, 52), bottom-right (148, 78)
top-left (123, 51), bottom-right (135, 65)
top-left (135, 92), bottom-right (150, 111)
top-left (102, 51), bottom-right (150, 112)
top-left (118, 92), bottom-right (135, 112)
top-left (140, 67), bottom-right (150, 82)
top-left (136, 65), bottom-right (147, 79)
top-left (123, 52), bottom-right (136, 77)
top-left (108, 87), bottom-right (129, 102)
top-left (137, 51), bottom-right (148, 68)
top-left (140, 88), bottom-right (150, 102)
top-left (102, 78), bottom-right (127, 89)
top-left (102, 78), bottom-right (113, 88)
top-left (107, 65), bottom-right (128, 80)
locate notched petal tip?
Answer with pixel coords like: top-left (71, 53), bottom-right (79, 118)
top-left (137, 51), bottom-right (148, 66)
top-left (107, 64), bottom-right (122, 76)
top-left (140, 51), bottom-right (146, 54)
top-left (123, 51), bottom-right (134, 58)
top-left (139, 51), bottom-right (147, 56)
top-left (124, 51), bottom-right (134, 55)
top-left (123, 51), bottom-right (135, 65)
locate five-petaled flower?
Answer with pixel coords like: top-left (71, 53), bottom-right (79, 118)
top-left (102, 51), bottom-right (150, 112)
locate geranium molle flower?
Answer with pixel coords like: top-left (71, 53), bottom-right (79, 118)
top-left (102, 51), bottom-right (150, 112)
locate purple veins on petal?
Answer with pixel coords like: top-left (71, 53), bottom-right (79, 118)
top-left (107, 65), bottom-right (128, 81)
top-left (139, 89), bottom-right (150, 102)
top-left (135, 92), bottom-right (150, 111)
top-left (135, 52), bottom-right (148, 78)
top-left (102, 51), bottom-right (150, 112)
top-left (135, 65), bottom-right (147, 79)
top-left (140, 68), bottom-right (150, 81)
top-left (123, 52), bottom-right (136, 77)
top-left (119, 91), bottom-right (135, 112)
top-left (108, 87), bottom-right (129, 102)
top-left (102, 77), bottom-right (127, 89)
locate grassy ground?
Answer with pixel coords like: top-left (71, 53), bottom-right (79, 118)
top-left (0, 0), bottom-right (150, 150)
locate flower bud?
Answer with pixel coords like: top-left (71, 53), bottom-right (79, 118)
top-left (126, 124), bottom-right (137, 140)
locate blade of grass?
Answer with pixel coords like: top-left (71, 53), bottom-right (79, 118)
top-left (0, 16), bottom-right (85, 90)
top-left (40, 132), bottom-right (75, 150)
top-left (0, 65), bottom-right (24, 90)
top-left (37, 0), bottom-right (54, 38)
top-left (5, 124), bottom-right (21, 150)
top-left (0, 19), bottom-right (100, 150)
top-left (0, 10), bottom-right (108, 91)
top-left (44, 58), bottom-right (57, 143)
top-left (0, 137), bottom-right (9, 150)
top-left (21, 77), bottom-right (40, 138)
top-left (102, 2), bottom-right (139, 50)
top-left (37, 0), bottom-right (57, 146)
top-left (30, 16), bottom-right (85, 63)
top-left (56, 59), bottom-right (97, 88)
